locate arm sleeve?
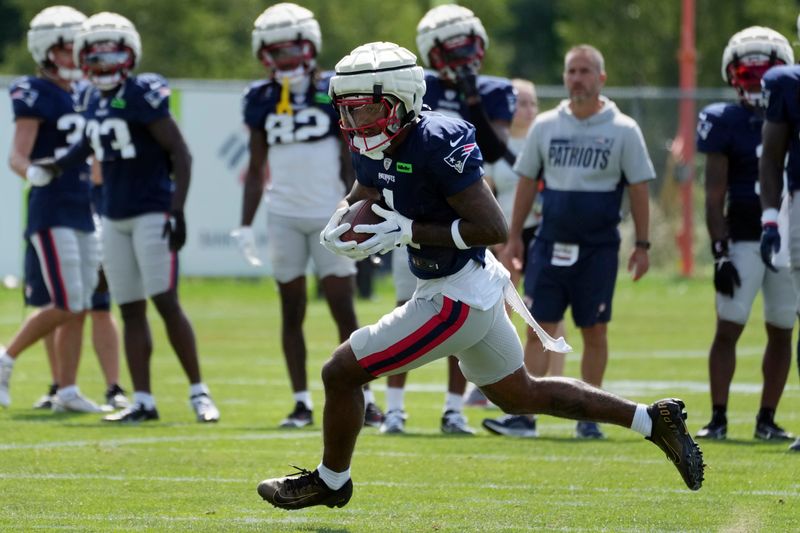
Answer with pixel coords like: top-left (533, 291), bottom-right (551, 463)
top-left (621, 123), bottom-right (656, 185)
top-left (512, 120), bottom-right (543, 180)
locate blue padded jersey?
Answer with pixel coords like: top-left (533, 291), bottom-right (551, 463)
top-left (352, 112), bottom-right (485, 279)
top-left (82, 73), bottom-right (174, 219)
top-left (763, 65), bottom-right (800, 191)
top-left (9, 76), bottom-right (93, 236)
top-left (423, 72), bottom-right (515, 123)
top-left (696, 102), bottom-right (763, 242)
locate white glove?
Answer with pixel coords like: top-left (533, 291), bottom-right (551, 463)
top-left (320, 206), bottom-right (370, 260)
top-left (230, 226), bottom-right (262, 267)
top-left (26, 165), bottom-right (53, 187)
top-left (356, 204), bottom-right (416, 256)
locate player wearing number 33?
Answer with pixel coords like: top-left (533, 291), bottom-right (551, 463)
top-left (256, 42), bottom-right (704, 511)
top-left (32, 12), bottom-right (220, 423)
top-left (695, 27), bottom-right (796, 443)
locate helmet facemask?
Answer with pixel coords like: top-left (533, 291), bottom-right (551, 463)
top-left (726, 52), bottom-right (785, 107)
top-left (335, 94), bottom-right (407, 160)
top-left (429, 34), bottom-right (484, 82)
top-left (80, 41), bottom-right (135, 91)
top-left (44, 42), bottom-right (82, 82)
top-left (258, 39), bottom-right (316, 93)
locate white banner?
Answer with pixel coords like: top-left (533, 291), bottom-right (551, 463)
top-left (0, 83), bottom-right (23, 285)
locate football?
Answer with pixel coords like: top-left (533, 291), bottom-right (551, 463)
top-left (339, 199), bottom-right (385, 244)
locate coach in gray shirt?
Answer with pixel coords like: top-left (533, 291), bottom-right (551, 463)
top-left (492, 44), bottom-right (655, 440)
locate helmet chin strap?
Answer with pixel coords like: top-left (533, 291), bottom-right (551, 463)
top-left (354, 132), bottom-right (390, 160)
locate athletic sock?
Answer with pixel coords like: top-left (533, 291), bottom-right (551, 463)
top-left (711, 404), bottom-right (727, 425)
top-left (317, 462), bottom-right (350, 490)
top-left (362, 388), bottom-right (375, 405)
top-left (0, 352), bottom-right (14, 367)
top-left (189, 382), bottom-right (209, 397)
top-left (294, 390), bottom-right (312, 410)
top-left (386, 387), bottom-right (405, 412)
top-left (57, 385), bottom-right (78, 400)
top-left (757, 407), bottom-right (775, 424)
top-left (133, 391), bottom-right (156, 410)
top-left (444, 392), bottom-right (463, 413)
top-left (631, 403), bottom-right (653, 437)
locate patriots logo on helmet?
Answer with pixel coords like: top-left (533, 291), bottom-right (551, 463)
top-left (443, 142), bottom-right (477, 173)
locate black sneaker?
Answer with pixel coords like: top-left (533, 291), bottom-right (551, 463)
top-left (363, 402), bottom-right (384, 428)
top-left (696, 419), bottom-right (727, 440)
top-left (482, 414), bottom-right (538, 438)
top-left (33, 384), bottom-right (58, 410)
top-left (647, 398), bottom-right (704, 491)
top-left (280, 401), bottom-right (313, 428)
top-left (754, 418), bottom-right (794, 441)
top-left (104, 384), bottom-right (130, 410)
top-left (257, 466), bottom-right (352, 510)
top-left (102, 403), bottom-right (159, 423)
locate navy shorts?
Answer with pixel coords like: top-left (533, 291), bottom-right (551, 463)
top-left (524, 240), bottom-right (618, 327)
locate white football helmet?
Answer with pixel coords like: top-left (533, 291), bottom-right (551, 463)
top-left (252, 2), bottom-right (320, 87)
top-left (416, 4), bottom-right (488, 81)
top-left (27, 5), bottom-right (87, 81)
top-left (329, 42), bottom-right (425, 160)
top-left (721, 26), bottom-right (793, 106)
top-left (74, 12), bottom-right (141, 91)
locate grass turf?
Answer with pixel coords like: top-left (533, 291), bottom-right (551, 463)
top-left (0, 272), bottom-right (798, 531)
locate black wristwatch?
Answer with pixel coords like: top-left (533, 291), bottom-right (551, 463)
top-left (635, 240), bottom-right (651, 250)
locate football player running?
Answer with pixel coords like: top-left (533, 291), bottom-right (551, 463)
top-left (29, 12), bottom-right (219, 423)
top-left (696, 27), bottom-right (796, 443)
top-left (758, 15), bottom-right (800, 453)
top-left (256, 42), bottom-right (704, 510)
top-left (1, 5), bottom-right (119, 414)
top-left (231, 3), bottom-right (382, 430)
top-left (379, 3), bottom-right (517, 436)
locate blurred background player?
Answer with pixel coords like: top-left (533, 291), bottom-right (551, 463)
top-left (378, 3), bottom-right (515, 435)
top-left (758, 14), bottom-right (800, 453)
top-left (1, 5), bottom-right (111, 413)
top-left (231, 3), bottom-right (382, 429)
top-left (696, 27), bottom-right (795, 442)
top-left (491, 45), bottom-right (655, 440)
top-left (33, 12), bottom-right (219, 423)
top-left (479, 78), bottom-right (566, 437)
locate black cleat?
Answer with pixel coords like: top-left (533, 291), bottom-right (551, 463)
top-left (754, 419), bottom-right (794, 441)
top-left (102, 403), bottom-right (159, 423)
top-left (789, 438), bottom-right (800, 452)
top-left (280, 401), bottom-right (313, 428)
top-left (575, 421), bottom-right (605, 439)
top-left (647, 398), bottom-right (705, 491)
top-left (696, 419), bottom-right (727, 440)
top-left (363, 402), bottom-right (384, 428)
top-left (257, 466), bottom-right (352, 510)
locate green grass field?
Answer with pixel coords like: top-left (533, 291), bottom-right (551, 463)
top-left (0, 273), bottom-right (798, 531)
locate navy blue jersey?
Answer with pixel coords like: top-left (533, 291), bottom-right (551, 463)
top-left (696, 102), bottom-right (763, 241)
top-left (242, 71), bottom-right (339, 144)
top-left (82, 73), bottom-right (174, 219)
top-left (763, 65), bottom-right (800, 191)
top-left (422, 72), bottom-right (515, 123)
top-left (9, 76), bottom-right (93, 236)
top-left (353, 112), bottom-right (485, 279)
